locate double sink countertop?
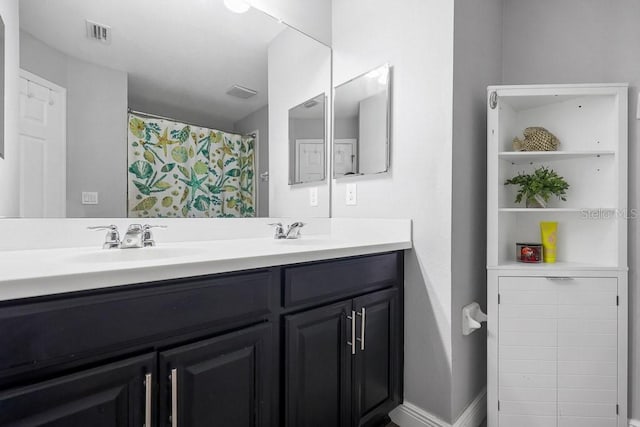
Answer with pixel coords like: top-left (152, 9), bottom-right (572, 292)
top-left (0, 218), bottom-right (412, 301)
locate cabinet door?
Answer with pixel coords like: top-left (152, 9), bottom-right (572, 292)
top-left (498, 276), bottom-right (619, 427)
top-left (0, 353), bottom-right (155, 427)
top-left (159, 323), bottom-right (271, 427)
top-left (556, 277), bottom-right (618, 427)
top-left (284, 300), bottom-right (353, 427)
top-left (353, 288), bottom-right (401, 427)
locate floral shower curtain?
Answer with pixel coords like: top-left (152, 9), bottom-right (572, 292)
top-left (127, 113), bottom-right (256, 218)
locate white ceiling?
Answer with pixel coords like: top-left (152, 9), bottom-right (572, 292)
top-left (19, 0), bottom-right (286, 127)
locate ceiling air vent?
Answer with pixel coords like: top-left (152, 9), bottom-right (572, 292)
top-left (303, 99), bottom-right (319, 109)
top-left (86, 20), bottom-right (112, 44)
top-left (226, 85), bottom-right (258, 99)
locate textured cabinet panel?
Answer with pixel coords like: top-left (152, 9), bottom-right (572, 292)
top-left (498, 276), bottom-right (619, 427)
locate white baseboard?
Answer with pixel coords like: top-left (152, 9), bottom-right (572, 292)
top-left (629, 419), bottom-right (640, 427)
top-left (390, 388), bottom-right (487, 427)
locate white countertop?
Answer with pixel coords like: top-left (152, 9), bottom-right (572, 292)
top-left (0, 219), bottom-right (412, 301)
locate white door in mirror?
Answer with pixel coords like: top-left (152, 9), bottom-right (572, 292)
top-left (346, 184), bottom-right (357, 205)
top-left (19, 72), bottom-right (67, 218)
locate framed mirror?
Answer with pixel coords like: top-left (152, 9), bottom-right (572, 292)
top-left (288, 93), bottom-right (326, 185)
top-left (15, 0), bottom-right (331, 218)
top-left (0, 14), bottom-right (4, 159)
top-left (333, 63), bottom-right (391, 178)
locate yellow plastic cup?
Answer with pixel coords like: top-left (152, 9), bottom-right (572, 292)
top-left (540, 221), bottom-right (558, 263)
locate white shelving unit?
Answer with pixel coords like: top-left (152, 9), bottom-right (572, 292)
top-left (486, 84), bottom-right (628, 427)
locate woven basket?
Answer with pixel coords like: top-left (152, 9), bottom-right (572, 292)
top-left (512, 127), bottom-right (560, 151)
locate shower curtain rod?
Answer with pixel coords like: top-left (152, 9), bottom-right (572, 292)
top-left (127, 108), bottom-right (255, 138)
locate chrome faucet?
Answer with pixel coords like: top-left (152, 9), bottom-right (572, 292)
top-left (120, 224), bottom-right (167, 248)
top-left (87, 225), bottom-right (121, 249)
top-left (269, 222), bottom-right (305, 239)
top-left (89, 224), bottom-right (166, 249)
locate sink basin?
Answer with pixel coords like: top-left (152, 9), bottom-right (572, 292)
top-left (70, 247), bottom-right (202, 263)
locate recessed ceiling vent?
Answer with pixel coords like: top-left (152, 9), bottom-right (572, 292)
top-left (226, 85), bottom-right (258, 99)
top-left (303, 99), bottom-right (319, 109)
top-left (86, 20), bottom-right (112, 44)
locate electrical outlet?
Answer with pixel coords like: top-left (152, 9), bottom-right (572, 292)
top-left (81, 192), bottom-right (99, 205)
top-left (309, 187), bottom-right (318, 207)
top-left (345, 183), bottom-right (357, 205)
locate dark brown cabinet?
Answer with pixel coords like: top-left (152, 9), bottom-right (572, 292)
top-left (0, 252), bottom-right (403, 427)
top-left (284, 288), bottom-right (401, 427)
top-left (158, 323), bottom-right (272, 427)
top-left (285, 300), bottom-right (353, 427)
top-left (0, 353), bottom-right (155, 427)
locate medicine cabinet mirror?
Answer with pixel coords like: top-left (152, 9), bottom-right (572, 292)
top-left (288, 93), bottom-right (326, 185)
top-left (333, 63), bottom-right (390, 178)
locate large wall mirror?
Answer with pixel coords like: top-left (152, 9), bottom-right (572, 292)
top-left (15, 0), bottom-right (331, 218)
top-left (288, 93), bottom-right (326, 185)
top-left (333, 63), bottom-right (390, 178)
top-left (0, 14), bottom-right (5, 159)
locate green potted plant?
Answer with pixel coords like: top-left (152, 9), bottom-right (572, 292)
top-left (504, 166), bottom-right (570, 208)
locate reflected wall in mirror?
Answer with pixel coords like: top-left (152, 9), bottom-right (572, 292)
top-left (288, 93), bottom-right (326, 185)
top-left (333, 64), bottom-right (391, 178)
top-left (15, 0), bottom-right (331, 218)
top-left (0, 14), bottom-right (5, 159)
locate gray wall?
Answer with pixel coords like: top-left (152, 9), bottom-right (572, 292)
top-left (502, 0), bottom-right (640, 419)
top-left (20, 31), bottom-right (128, 217)
top-left (451, 0), bottom-right (503, 420)
top-left (234, 105), bottom-right (269, 217)
top-left (334, 117), bottom-right (358, 140)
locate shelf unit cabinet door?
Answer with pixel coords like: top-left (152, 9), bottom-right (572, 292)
top-left (284, 300), bottom-right (353, 427)
top-left (352, 288), bottom-right (401, 427)
top-left (499, 277), bottom-right (558, 427)
top-left (499, 276), bottom-right (620, 427)
top-left (159, 323), bottom-right (272, 427)
top-left (556, 277), bottom-right (618, 427)
top-left (0, 353), bottom-right (155, 427)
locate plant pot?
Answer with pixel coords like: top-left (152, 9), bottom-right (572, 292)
top-left (525, 194), bottom-right (547, 208)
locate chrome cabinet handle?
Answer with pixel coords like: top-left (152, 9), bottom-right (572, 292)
top-left (170, 368), bottom-right (178, 427)
top-left (356, 307), bottom-right (366, 351)
top-left (545, 276), bottom-right (574, 281)
top-left (144, 373), bottom-right (152, 427)
top-left (346, 310), bottom-right (356, 355)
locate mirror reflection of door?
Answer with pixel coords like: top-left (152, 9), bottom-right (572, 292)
top-left (295, 139), bottom-right (325, 183)
top-left (18, 71), bottom-right (66, 218)
top-left (334, 138), bottom-right (357, 176)
top-left (288, 93), bottom-right (326, 184)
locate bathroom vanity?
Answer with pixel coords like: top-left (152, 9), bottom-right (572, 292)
top-left (0, 224), bottom-right (410, 427)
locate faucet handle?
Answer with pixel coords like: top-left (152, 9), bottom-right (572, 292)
top-left (142, 224), bottom-right (167, 247)
top-left (142, 224), bottom-right (168, 230)
top-left (87, 225), bottom-right (120, 249)
top-left (285, 222), bottom-right (306, 239)
top-left (268, 222), bottom-right (285, 239)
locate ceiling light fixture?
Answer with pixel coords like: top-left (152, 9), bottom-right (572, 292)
top-left (224, 0), bottom-right (251, 14)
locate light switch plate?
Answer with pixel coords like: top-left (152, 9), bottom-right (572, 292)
top-left (346, 183), bottom-right (357, 205)
top-left (309, 187), bottom-right (318, 207)
top-left (82, 192), bottom-right (99, 205)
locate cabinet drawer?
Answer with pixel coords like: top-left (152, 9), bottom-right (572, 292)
top-left (283, 253), bottom-right (400, 308)
top-left (0, 271), bottom-right (271, 376)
